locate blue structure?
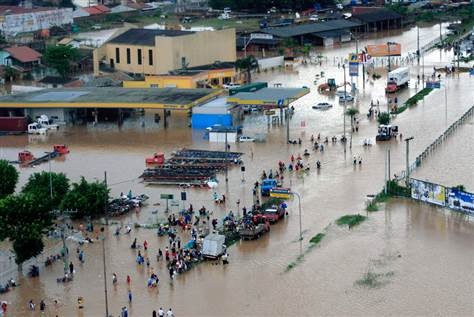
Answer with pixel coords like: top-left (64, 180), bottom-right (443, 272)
top-left (191, 113), bottom-right (233, 129)
top-left (191, 97), bottom-right (234, 129)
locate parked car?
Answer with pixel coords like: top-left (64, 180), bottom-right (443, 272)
top-left (339, 94), bottom-right (354, 102)
top-left (239, 136), bottom-right (255, 142)
top-left (336, 90), bottom-right (351, 97)
top-left (28, 123), bottom-right (47, 135)
top-left (309, 14), bottom-right (319, 21)
top-left (312, 102), bottom-right (333, 110)
top-left (253, 207), bottom-right (286, 224)
top-left (223, 82), bottom-right (240, 89)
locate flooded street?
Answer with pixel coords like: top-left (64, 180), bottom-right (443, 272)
top-left (1, 24), bottom-right (473, 316)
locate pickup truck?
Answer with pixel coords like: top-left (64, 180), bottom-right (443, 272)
top-left (260, 178), bottom-right (277, 196)
top-left (238, 222), bottom-right (270, 240)
top-left (253, 207), bottom-right (286, 224)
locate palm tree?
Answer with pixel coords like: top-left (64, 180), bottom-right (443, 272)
top-left (377, 112), bottom-right (391, 125)
top-left (235, 55), bottom-right (258, 84)
top-left (345, 107), bottom-right (359, 149)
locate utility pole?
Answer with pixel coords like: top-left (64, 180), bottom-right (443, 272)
top-left (439, 21), bottom-right (442, 44)
top-left (225, 132), bottom-right (228, 183)
top-left (47, 152), bottom-right (53, 199)
top-left (387, 42), bottom-right (391, 72)
top-left (388, 148), bottom-right (391, 182)
top-left (101, 227), bottom-right (109, 317)
top-left (102, 170), bottom-right (109, 317)
top-left (343, 64), bottom-right (347, 154)
top-left (417, 24), bottom-right (420, 65)
top-left (286, 103), bottom-right (290, 144)
top-left (404, 137), bottom-right (414, 187)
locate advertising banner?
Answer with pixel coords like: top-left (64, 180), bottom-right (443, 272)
top-left (447, 188), bottom-right (474, 215)
top-left (410, 178), bottom-right (446, 207)
top-left (366, 43), bottom-right (401, 57)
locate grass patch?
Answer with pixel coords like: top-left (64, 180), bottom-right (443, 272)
top-left (355, 271), bottom-right (395, 288)
top-left (405, 88), bottom-right (433, 107)
top-left (366, 201), bottom-right (379, 212)
top-left (309, 233), bottom-right (325, 245)
top-left (336, 214), bottom-right (367, 229)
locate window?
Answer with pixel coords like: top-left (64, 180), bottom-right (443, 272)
top-left (126, 48), bottom-right (131, 64)
top-left (115, 47), bottom-right (120, 64)
top-left (137, 48), bottom-right (142, 65)
top-left (150, 84), bottom-right (159, 88)
top-left (148, 49), bottom-right (153, 66)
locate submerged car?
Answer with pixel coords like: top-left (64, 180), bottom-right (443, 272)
top-left (312, 102), bottom-right (333, 109)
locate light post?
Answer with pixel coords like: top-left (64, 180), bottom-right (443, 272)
top-left (290, 191), bottom-right (302, 243)
top-left (342, 64), bottom-right (347, 154)
top-left (404, 137), bottom-right (414, 187)
top-left (100, 227), bottom-right (109, 317)
top-left (417, 24), bottom-right (420, 65)
top-left (45, 152), bottom-right (53, 199)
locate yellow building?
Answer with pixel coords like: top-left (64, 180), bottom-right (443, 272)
top-left (93, 28), bottom-right (236, 76)
top-left (123, 61), bottom-right (236, 89)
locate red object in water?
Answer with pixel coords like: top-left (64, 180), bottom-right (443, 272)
top-left (385, 83), bottom-right (398, 93)
top-left (18, 150), bottom-right (35, 162)
top-left (53, 144), bottom-right (70, 154)
top-left (145, 153), bottom-right (165, 165)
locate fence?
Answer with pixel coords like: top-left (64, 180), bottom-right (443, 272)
top-left (395, 104), bottom-right (474, 182)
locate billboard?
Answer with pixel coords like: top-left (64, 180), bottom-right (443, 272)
top-left (447, 188), bottom-right (474, 215)
top-left (410, 178), bottom-right (446, 207)
top-left (366, 43), bottom-right (401, 57)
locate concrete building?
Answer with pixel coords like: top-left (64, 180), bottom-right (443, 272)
top-left (0, 6), bottom-right (73, 37)
top-left (93, 28), bottom-right (236, 76)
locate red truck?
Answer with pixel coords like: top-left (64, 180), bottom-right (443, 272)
top-left (253, 206), bottom-right (286, 224)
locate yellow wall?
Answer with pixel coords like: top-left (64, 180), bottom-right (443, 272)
top-left (122, 68), bottom-right (236, 89)
top-left (96, 28), bottom-right (236, 76)
top-left (123, 76), bottom-right (195, 89)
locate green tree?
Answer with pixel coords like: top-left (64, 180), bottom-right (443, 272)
top-left (60, 177), bottom-right (109, 218)
top-left (0, 194), bottom-right (53, 269)
top-left (345, 107), bottom-right (359, 149)
top-left (43, 45), bottom-right (79, 79)
top-left (282, 37), bottom-right (298, 56)
top-left (22, 172), bottom-right (70, 212)
top-left (377, 112), bottom-right (391, 125)
top-left (0, 160), bottom-right (18, 199)
top-left (235, 55), bottom-right (258, 84)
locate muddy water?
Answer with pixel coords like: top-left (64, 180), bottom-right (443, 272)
top-left (1, 25), bottom-right (474, 316)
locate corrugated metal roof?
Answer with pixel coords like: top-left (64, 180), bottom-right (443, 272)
top-left (352, 9), bottom-right (402, 23)
top-left (262, 20), bottom-right (361, 38)
top-left (108, 29), bottom-right (195, 46)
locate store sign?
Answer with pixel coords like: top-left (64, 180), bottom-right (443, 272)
top-left (366, 43), bottom-right (402, 57)
top-left (349, 62), bottom-right (359, 77)
top-left (270, 188), bottom-right (291, 199)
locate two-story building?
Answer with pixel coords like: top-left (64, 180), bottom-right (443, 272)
top-left (93, 28), bottom-right (236, 76)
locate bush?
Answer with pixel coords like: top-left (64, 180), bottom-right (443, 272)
top-left (336, 214), bottom-right (367, 229)
top-left (377, 112), bottom-right (391, 125)
top-left (309, 233), bottom-right (325, 245)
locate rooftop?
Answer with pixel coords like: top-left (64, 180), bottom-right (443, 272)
top-left (108, 29), bottom-right (195, 46)
top-left (4, 46), bottom-right (42, 63)
top-left (262, 19), bottom-right (361, 38)
top-left (83, 5), bottom-right (110, 15)
top-left (0, 5), bottom-right (61, 15)
top-left (352, 9), bottom-right (402, 23)
top-left (227, 87), bottom-right (310, 106)
top-left (0, 87), bottom-right (219, 110)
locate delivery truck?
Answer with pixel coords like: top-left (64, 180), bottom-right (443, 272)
top-left (385, 67), bottom-right (410, 93)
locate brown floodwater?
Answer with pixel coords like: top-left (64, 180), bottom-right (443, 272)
top-left (0, 24), bottom-right (473, 316)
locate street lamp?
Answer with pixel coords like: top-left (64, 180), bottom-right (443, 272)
top-left (290, 191), bottom-right (302, 243)
top-left (100, 227), bottom-right (109, 317)
top-left (404, 136), bottom-right (414, 187)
